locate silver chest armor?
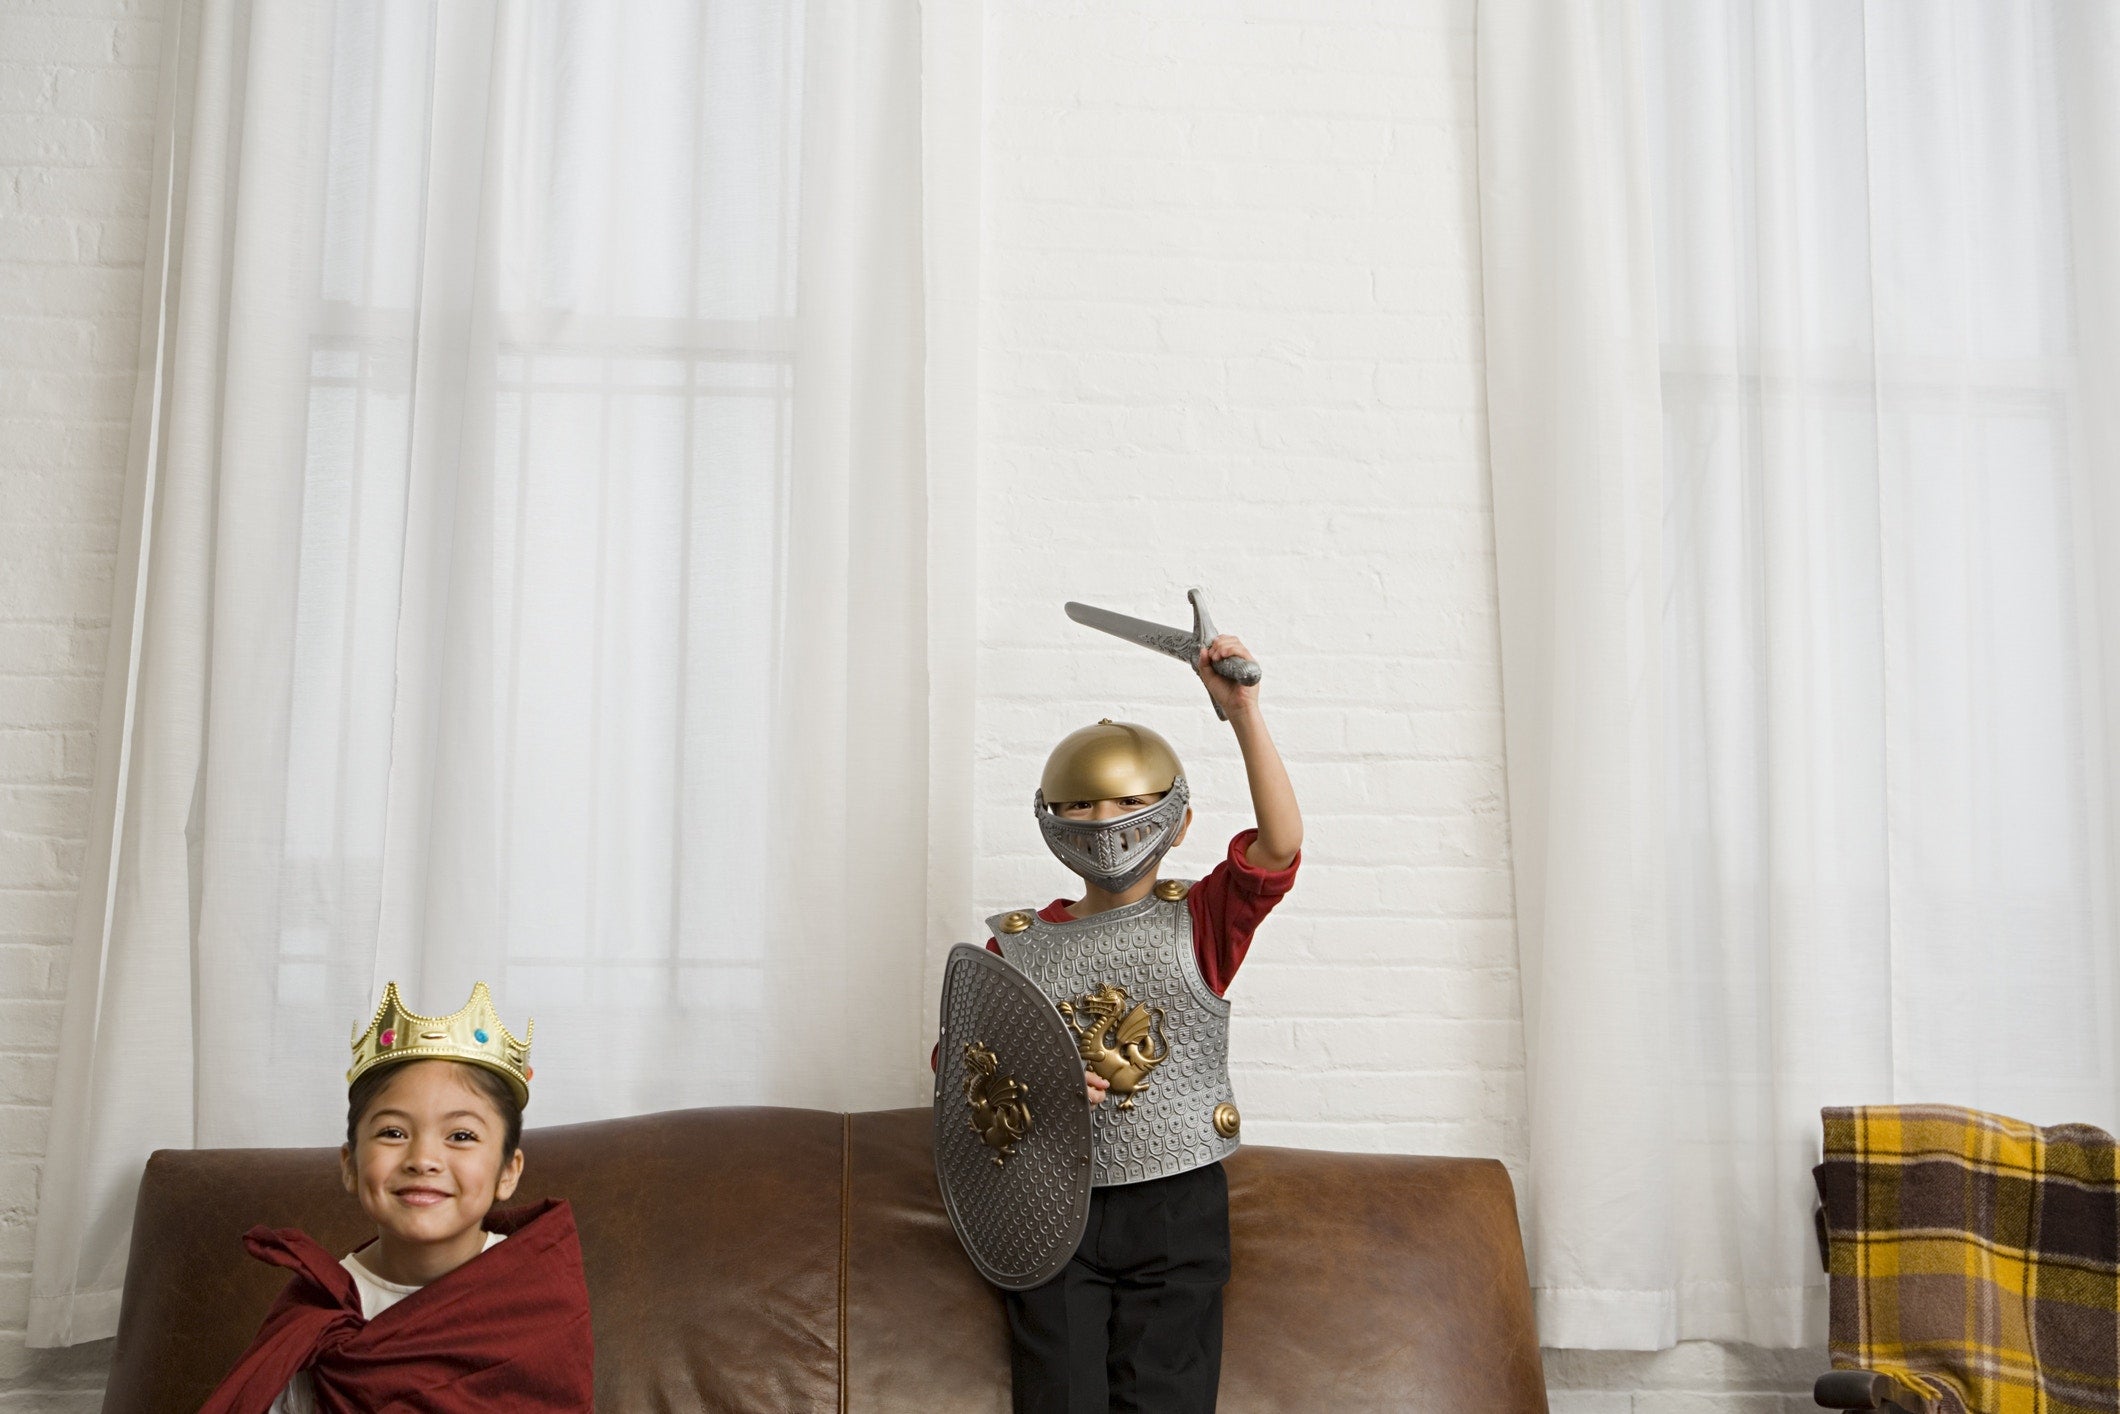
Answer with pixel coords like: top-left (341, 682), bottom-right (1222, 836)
top-left (990, 887), bottom-right (1240, 1187)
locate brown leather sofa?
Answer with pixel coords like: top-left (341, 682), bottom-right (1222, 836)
top-left (104, 1106), bottom-right (1548, 1411)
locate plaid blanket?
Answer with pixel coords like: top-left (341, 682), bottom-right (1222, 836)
top-left (1816, 1105), bottom-right (2120, 1414)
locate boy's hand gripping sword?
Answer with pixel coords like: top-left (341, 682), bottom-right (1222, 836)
top-left (1064, 588), bottom-right (1263, 722)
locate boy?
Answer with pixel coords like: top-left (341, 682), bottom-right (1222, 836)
top-left (202, 982), bottom-right (595, 1413)
top-left (987, 634), bottom-right (1301, 1413)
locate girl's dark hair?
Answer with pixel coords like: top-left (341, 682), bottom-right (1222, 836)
top-left (345, 1059), bottom-right (525, 1155)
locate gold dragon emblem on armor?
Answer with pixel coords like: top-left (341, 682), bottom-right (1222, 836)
top-left (1059, 983), bottom-right (1169, 1110)
top-left (962, 1041), bottom-right (1033, 1165)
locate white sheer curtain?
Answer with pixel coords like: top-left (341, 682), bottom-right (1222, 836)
top-left (30, 0), bottom-right (973, 1347)
top-left (1480, 0), bottom-right (2120, 1350)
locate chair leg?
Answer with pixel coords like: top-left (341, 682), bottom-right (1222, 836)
top-left (1815, 1369), bottom-right (1925, 1412)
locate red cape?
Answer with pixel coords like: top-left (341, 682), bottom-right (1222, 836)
top-left (200, 1197), bottom-right (595, 1414)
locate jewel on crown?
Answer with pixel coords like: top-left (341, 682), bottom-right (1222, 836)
top-left (347, 981), bottom-right (534, 1106)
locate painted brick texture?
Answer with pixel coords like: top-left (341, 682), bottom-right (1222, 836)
top-left (976, 0), bottom-right (1510, 1186)
top-left (0, 0), bottom-right (1821, 1406)
top-left (0, 0), bottom-right (163, 1403)
top-left (971, 2), bottom-right (1820, 1409)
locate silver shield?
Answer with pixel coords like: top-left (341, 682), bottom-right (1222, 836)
top-left (933, 943), bottom-right (1094, 1291)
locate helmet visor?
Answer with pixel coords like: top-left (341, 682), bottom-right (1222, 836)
top-left (1033, 776), bottom-right (1190, 893)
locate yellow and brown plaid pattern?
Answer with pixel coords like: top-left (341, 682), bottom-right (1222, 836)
top-left (1817, 1105), bottom-right (2120, 1414)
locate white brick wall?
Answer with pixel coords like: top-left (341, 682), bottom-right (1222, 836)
top-left (0, 0), bottom-right (1821, 1406)
top-left (975, 0), bottom-right (1512, 1159)
top-left (0, 0), bottom-right (164, 1403)
top-left (972, 3), bottom-right (1821, 1411)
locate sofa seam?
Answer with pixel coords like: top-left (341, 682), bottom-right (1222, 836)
top-left (838, 1111), bottom-right (851, 1414)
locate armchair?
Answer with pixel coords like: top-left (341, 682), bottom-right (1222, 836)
top-left (1811, 1105), bottom-right (2120, 1414)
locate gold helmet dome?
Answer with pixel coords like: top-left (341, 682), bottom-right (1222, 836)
top-left (1040, 720), bottom-right (1184, 805)
top-left (1033, 720), bottom-right (1190, 892)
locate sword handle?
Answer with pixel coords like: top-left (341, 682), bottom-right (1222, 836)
top-left (1188, 588), bottom-right (1263, 692)
top-left (1201, 652), bottom-right (1261, 721)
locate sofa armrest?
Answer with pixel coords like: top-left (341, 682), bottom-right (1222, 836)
top-left (1814, 1369), bottom-right (1924, 1412)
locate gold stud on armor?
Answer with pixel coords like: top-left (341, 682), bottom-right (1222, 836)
top-left (1213, 1102), bottom-right (1241, 1138)
top-left (999, 911), bottom-right (1034, 934)
top-left (1153, 879), bottom-right (1188, 901)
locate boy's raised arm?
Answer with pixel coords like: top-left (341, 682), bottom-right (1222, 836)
top-left (1196, 634), bottom-right (1302, 871)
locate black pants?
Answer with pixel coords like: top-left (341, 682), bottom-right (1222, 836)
top-left (1005, 1161), bottom-right (1230, 1414)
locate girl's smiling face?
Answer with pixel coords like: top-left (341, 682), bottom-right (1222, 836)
top-left (340, 1060), bottom-right (523, 1285)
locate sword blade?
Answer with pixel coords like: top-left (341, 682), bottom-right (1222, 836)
top-left (1063, 602), bottom-right (1201, 666)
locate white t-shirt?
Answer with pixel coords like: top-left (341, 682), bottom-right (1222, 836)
top-left (267, 1232), bottom-right (506, 1414)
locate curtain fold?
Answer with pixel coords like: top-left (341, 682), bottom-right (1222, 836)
top-left (1482, 0), bottom-right (2120, 1350)
top-left (32, 0), bottom-right (965, 1347)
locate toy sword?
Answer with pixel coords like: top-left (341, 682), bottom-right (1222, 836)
top-left (1064, 589), bottom-right (1262, 722)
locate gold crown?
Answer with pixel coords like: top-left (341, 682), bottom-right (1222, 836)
top-left (347, 982), bottom-right (533, 1107)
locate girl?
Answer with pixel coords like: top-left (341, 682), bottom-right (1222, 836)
top-left (201, 983), bottom-right (595, 1412)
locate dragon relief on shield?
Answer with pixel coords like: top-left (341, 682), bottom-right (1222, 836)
top-left (963, 1041), bottom-right (1033, 1165)
top-left (1059, 983), bottom-right (1169, 1110)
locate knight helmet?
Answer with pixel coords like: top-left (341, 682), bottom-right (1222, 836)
top-left (1033, 720), bottom-right (1190, 893)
